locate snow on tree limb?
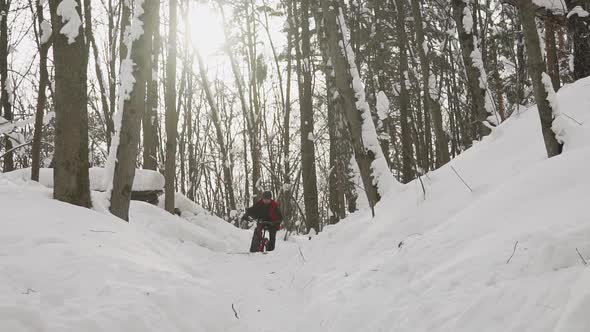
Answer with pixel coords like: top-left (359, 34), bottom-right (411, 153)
top-left (40, 20), bottom-right (52, 44)
top-left (542, 72), bottom-right (568, 143)
top-left (336, 9), bottom-right (401, 197)
top-left (103, 0), bottom-right (145, 205)
top-left (56, 0), bottom-right (82, 44)
top-left (463, 1), bottom-right (500, 126)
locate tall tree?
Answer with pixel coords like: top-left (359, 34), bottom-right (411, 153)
top-left (394, 0), bottom-right (415, 183)
top-left (165, 0), bottom-right (178, 213)
top-left (315, 2), bottom-right (347, 224)
top-left (107, 0), bottom-right (154, 221)
top-left (0, 0), bottom-right (13, 171)
top-left (544, 15), bottom-right (561, 90)
top-left (452, 0), bottom-right (493, 138)
top-left (410, 0), bottom-right (450, 168)
top-left (565, 0), bottom-right (590, 79)
top-left (48, 0), bottom-right (91, 207)
top-left (294, 0), bottom-right (320, 232)
top-left (244, 0), bottom-right (262, 198)
top-left (143, 0), bottom-right (160, 170)
top-left (31, 0), bottom-right (51, 182)
top-left (517, 0), bottom-right (562, 157)
top-left (195, 50), bottom-right (237, 215)
top-left (320, 0), bottom-right (400, 211)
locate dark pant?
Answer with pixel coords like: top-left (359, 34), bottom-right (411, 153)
top-left (249, 224), bottom-right (278, 252)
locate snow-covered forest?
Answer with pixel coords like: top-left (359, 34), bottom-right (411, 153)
top-left (1, 0), bottom-right (590, 330)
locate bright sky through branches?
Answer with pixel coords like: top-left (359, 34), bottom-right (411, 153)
top-left (188, 3), bottom-right (226, 58)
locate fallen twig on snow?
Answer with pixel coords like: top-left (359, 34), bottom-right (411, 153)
top-left (297, 244), bottom-right (306, 263)
top-left (398, 233), bottom-right (423, 249)
top-left (22, 288), bottom-right (36, 295)
top-left (89, 230), bottom-right (116, 234)
top-left (450, 166), bottom-right (473, 192)
top-left (506, 241), bottom-right (519, 264)
top-left (576, 248), bottom-right (587, 266)
top-left (417, 175), bottom-right (426, 201)
top-left (232, 303), bottom-right (239, 319)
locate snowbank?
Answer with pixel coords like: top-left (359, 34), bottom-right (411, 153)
top-left (4, 167), bottom-right (165, 192)
top-left (1, 77), bottom-right (589, 331)
top-left (289, 77), bottom-right (590, 331)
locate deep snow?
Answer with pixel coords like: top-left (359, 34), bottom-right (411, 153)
top-left (1, 77), bottom-right (590, 331)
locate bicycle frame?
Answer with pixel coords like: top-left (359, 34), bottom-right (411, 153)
top-left (255, 220), bottom-right (272, 252)
top-left (257, 227), bottom-right (268, 252)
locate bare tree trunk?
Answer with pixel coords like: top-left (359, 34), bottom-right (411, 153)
top-left (394, 0), bottom-right (415, 183)
top-left (143, 0), bottom-right (160, 170)
top-left (89, 27), bottom-right (113, 148)
top-left (107, 0), bottom-right (117, 143)
top-left (315, 2), bottom-right (346, 224)
top-left (516, 19), bottom-right (526, 105)
top-left (109, 1), bottom-right (153, 221)
top-left (410, 0), bottom-right (449, 168)
top-left (196, 50), bottom-right (237, 213)
top-left (282, 23), bottom-right (293, 223)
top-left (187, 84), bottom-right (196, 201)
top-left (452, 0), bottom-right (492, 137)
top-left (292, 0), bottom-right (320, 232)
top-left (245, 1), bottom-right (262, 198)
top-left (118, 0), bottom-right (130, 65)
top-left (490, 37), bottom-right (506, 122)
top-left (164, 0), bottom-right (178, 213)
top-left (48, 0), bottom-right (91, 207)
top-left (31, 0), bottom-right (50, 181)
top-left (517, 0), bottom-right (562, 158)
top-left (565, 0), bottom-right (590, 79)
top-left (545, 15), bottom-right (561, 90)
top-left (320, 0), bottom-right (393, 210)
top-left (220, 6), bottom-right (256, 202)
top-left (0, 0), bottom-right (13, 171)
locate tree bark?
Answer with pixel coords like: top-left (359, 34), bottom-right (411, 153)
top-left (518, 0), bottom-right (563, 158)
top-left (31, 0), bottom-right (50, 182)
top-left (316, 2), bottom-right (346, 224)
top-left (320, 0), bottom-right (381, 209)
top-left (143, 0), bottom-right (160, 170)
top-left (410, 0), bottom-right (449, 168)
top-left (0, 0), bottom-right (13, 171)
top-left (165, 0), bottom-right (178, 213)
top-left (48, 0), bottom-right (91, 207)
top-left (109, 0), bottom-right (153, 221)
top-left (245, 1), bottom-right (262, 198)
top-left (545, 15), bottom-right (561, 90)
top-left (490, 37), bottom-right (506, 122)
top-left (394, 0), bottom-right (415, 183)
top-left (294, 0), bottom-right (320, 232)
top-left (565, 0), bottom-right (590, 79)
top-left (452, 0), bottom-right (492, 138)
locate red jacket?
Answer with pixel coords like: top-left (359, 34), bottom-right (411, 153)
top-left (245, 199), bottom-right (283, 224)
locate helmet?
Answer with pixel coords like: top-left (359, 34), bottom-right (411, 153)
top-left (262, 191), bottom-right (272, 199)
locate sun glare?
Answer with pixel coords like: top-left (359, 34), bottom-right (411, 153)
top-left (188, 4), bottom-right (226, 58)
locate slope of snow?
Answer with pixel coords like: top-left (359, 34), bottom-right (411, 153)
top-left (1, 77), bottom-right (589, 331)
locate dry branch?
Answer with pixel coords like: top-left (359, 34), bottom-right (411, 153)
top-left (506, 241), bottom-right (519, 264)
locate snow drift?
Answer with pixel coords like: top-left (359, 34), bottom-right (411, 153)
top-left (1, 77), bottom-right (590, 331)
top-left (4, 167), bottom-right (165, 192)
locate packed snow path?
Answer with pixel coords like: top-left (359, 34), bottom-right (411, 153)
top-left (2, 77), bottom-right (590, 331)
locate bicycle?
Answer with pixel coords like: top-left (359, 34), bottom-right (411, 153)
top-left (249, 218), bottom-right (274, 253)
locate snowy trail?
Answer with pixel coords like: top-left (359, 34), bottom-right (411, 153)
top-left (194, 240), bottom-right (311, 332)
top-left (1, 77), bottom-right (590, 331)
